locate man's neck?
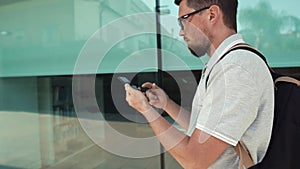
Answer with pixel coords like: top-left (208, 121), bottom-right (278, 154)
top-left (208, 29), bottom-right (237, 57)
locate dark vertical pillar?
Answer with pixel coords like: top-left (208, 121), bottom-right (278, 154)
top-left (155, 1), bottom-right (165, 169)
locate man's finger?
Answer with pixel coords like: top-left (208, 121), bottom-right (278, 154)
top-left (125, 83), bottom-right (145, 97)
top-left (142, 82), bottom-right (160, 89)
top-left (125, 84), bottom-right (136, 93)
top-left (152, 83), bottom-right (160, 89)
top-left (149, 99), bottom-right (158, 106)
top-left (124, 83), bottom-right (131, 91)
top-left (146, 90), bottom-right (158, 100)
top-left (142, 82), bottom-right (154, 89)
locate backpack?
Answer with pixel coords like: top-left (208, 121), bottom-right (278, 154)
top-left (215, 44), bottom-right (300, 169)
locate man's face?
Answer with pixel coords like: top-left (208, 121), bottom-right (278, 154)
top-left (178, 0), bottom-right (210, 57)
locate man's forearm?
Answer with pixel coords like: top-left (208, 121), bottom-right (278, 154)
top-left (164, 99), bottom-right (190, 130)
top-left (142, 108), bottom-right (216, 169)
top-left (142, 107), bottom-right (189, 158)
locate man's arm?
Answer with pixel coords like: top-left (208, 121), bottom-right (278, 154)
top-left (139, 107), bottom-right (228, 169)
top-left (163, 98), bottom-right (191, 130)
top-left (125, 84), bottom-right (228, 169)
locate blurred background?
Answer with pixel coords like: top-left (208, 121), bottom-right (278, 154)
top-left (0, 0), bottom-right (299, 168)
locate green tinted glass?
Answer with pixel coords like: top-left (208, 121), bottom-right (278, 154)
top-left (0, 0), bottom-right (299, 76)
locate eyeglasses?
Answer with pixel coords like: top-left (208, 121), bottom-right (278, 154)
top-left (178, 6), bottom-right (210, 30)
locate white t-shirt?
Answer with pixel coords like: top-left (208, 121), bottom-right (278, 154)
top-left (187, 34), bottom-right (274, 169)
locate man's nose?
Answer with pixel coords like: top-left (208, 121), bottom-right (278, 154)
top-left (179, 29), bottom-right (184, 37)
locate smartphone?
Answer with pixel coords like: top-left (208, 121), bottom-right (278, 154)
top-left (117, 76), bottom-right (138, 89)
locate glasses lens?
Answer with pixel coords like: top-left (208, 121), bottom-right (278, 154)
top-left (177, 6), bottom-right (210, 30)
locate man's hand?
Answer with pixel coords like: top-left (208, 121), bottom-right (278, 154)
top-left (142, 82), bottom-right (169, 110)
top-left (125, 84), bottom-right (152, 114)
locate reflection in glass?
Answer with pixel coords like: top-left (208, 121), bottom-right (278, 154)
top-left (1, 0), bottom-right (300, 169)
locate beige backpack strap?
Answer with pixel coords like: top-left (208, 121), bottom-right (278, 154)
top-left (275, 76), bottom-right (300, 87)
top-left (234, 142), bottom-right (255, 169)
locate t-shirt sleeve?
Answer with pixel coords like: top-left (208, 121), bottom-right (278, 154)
top-left (195, 62), bottom-right (260, 146)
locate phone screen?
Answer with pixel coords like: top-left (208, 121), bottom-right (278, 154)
top-left (118, 76), bottom-right (138, 89)
top-left (118, 76), bottom-right (131, 84)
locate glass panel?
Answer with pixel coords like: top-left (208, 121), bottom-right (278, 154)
top-left (0, 74), bottom-right (162, 169)
top-left (0, 0), bottom-right (161, 168)
top-left (1, 0), bottom-right (299, 76)
top-left (0, 0), bottom-right (157, 77)
top-left (161, 0), bottom-right (300, 70)
top-left (238, 1), bottom-right (300, 67)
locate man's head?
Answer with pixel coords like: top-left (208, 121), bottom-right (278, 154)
top-left (176, 0), bottom-right (238, 31)
top-left (176, 0), bottom-right (238, 57)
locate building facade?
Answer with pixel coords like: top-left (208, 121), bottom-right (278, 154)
top-left (0, 0), bottom-right (299, 168)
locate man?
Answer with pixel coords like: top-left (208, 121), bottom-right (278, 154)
top-left (125, 0), bottom-right (274, 168)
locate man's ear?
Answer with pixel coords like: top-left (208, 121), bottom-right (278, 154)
top-left (207, 5), bottom-right (221, 23)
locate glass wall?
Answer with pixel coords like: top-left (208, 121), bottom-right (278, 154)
top-left (0, 0), bottom-right (299, 169)
top-left (160, 0), bottom-right (300, 69)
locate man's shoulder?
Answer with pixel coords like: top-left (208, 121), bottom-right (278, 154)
top-left (220, 49), bottom-right (268, 72)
